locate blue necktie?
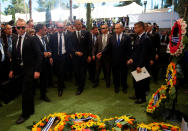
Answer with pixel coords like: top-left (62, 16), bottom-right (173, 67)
top-left (59, 34), bottom-right (62, 55)
top-left (117, 35), bottom-right (120, 46)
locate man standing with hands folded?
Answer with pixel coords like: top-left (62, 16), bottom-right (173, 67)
top-left (9, 19), bottom-right (42, 124)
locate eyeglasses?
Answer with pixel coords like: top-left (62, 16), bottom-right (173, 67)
top-left (16, 26), bottom-right (26, 30)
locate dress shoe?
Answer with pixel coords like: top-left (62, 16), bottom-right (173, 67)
top-left (41, 96), bottom-right (51, 102)
top-left (76, 89), bottom-right (83, 95)
top-left (129, 96), bottom-right (137, 100)
top-left (135, 99), bottom-right (146, 104)
top-left (58, 90), bottom-right (63, 97)
top-left (16, 116), bottom-right (28, 124)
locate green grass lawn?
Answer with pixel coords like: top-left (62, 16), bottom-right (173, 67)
top-left (0, 73), bottom-right (187, 131)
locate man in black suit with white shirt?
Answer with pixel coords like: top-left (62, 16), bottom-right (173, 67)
top-left (69, 20), bottom-right (91, 95)
top-left (9, 18), bottom-right (42, 124)
top-left (33, 24), bottom-right (51, 102)
top-left (49, 22), bottom-right (70, 97)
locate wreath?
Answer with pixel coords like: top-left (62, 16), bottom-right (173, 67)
top-left (168, 18), bottom-right (187, 56)
top-left (64, 113), bottom-right (104, 131)
top-left (146, 85), bottom-right (167, 114)
top-left (32, 113), bottom-right (67, 131)
top-left (166, 62), bottom-right (177, 88)
top-left (137, 122), bottom-right (180, 131)
top-left (103, 115), bottom-right (137, 131)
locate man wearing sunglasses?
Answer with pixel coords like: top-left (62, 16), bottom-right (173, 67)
top-left (9, 18), bottom-right (42, 124)
top-left (49, 22), bottom-right (70, 97)
top-left (93, 24), bottom-right (111, 89)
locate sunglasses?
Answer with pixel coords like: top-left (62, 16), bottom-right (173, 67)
top-left (101, 28), bottom-right (107, 29)
top-left (57, 27), bottom-right (64, 29)
top-left (17, 26), bottom-right (26, 30)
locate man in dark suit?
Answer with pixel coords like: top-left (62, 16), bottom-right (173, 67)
top-left (92, 24), bottom-right (111, 88)
top-left (128, 21), bottom-right (152, 104)
top-left (49, 22), bottom-right (70, 97)
top-left (88, 26), bottom-right (98, 83)
top-left (9, 19), bottom-right (42, 124)
top-left (146, 24), bottom-right (161, 83)
top-left (69, 20), bottom-right (91, 95)
top-left (33, 24), bottom-right (51, 102)
top-left (98, 23), bottom-right (131, 93)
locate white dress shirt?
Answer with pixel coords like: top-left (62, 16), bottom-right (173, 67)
top-left (36, 34), bottom-right (46, 51)
top-left (16, 32), bottom-right (26, 57)
top-left (0, 41), bottom-right (5, 62)
top-left (58, 32), bottom-right (66, 55)
top-left (116, 32), bottom-right (123, 42)
top-left (102, 34), bottom-right (108, 50)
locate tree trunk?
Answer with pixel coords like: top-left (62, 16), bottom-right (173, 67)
top-left (86, 3), bottom-right (92, 31)
top-left (70, 0), bottom-right (72, 22)
top-left (29, 0), bottom-right (32, 19)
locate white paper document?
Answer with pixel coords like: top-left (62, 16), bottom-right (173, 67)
top-left (131, 67), bottom-right (150, 82)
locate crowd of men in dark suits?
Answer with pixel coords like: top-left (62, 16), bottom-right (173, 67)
top-left (0, 18), bottom-right (170, 124)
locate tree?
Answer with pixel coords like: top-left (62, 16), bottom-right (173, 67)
top-left (86, 3), bottom-right (92, 30)
top-left (4, 0), bottom-right (29, 21)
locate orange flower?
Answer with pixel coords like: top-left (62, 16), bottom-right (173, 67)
top-left (117, 123), bottom-right (122, 128)
top-left (40, 123), bottom-right (45, 127)
top-left (162, 125), bottom-right (169, 129)
top-left (128, 120), bottom-right (133, 125)
top-left (171, 127), bottom-right (178, 131)
top-left (37, 128), bottom-right (41, 131)
top-left (58, 125), bottom-right (64, 131)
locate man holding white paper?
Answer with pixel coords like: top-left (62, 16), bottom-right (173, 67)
top-left (128, 21), bottom-right (153, 104)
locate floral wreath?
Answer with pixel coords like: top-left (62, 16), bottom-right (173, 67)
top-left (137, 122), bottom-right (181, 131)
top-left (146, 85), bottom-right (167, 114)
top-left (64, 113), bottom-right (105, 131)
top-left (166, 62), bottom-right (177, 88)
top-left (168, 18), bottom-right (187, 56)
top-left (32, 113), bottom-right (67, 131)
top-left (103, 115), bottom-right (137, 130)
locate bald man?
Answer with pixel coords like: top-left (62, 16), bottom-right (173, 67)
top-left (68, 20), bottom-right (91, 95)
top-left (49, 22), bottom-right (70, 97)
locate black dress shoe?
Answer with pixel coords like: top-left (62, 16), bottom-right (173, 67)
top-left (76, 89), bottom-right (83, 95)
top-left (135, 99), bottom-right (146, 104)
top-left (41, 96), bottom-right (51, 102)
top-left (58, 90), bottom-right (63, 97)
top-left (16, 116), bottom-right (28, 124)
top-left (129, 96), bottom-right (137, 100)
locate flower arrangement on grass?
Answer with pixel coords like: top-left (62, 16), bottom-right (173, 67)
top-left (32, 113), bottom-right (67, 131)
top-left (103, 115), bottom-right (137, 131)
top-left (64, 113), bottom-right (105, 131)
top-left (146, 85), bottom-right (168, 114)
top-left (166, 62), bottom-right (177, 88)
top-left (168, 18), bottom-right (187, 56)
top-left (137, 122), bottom-right (181, 131)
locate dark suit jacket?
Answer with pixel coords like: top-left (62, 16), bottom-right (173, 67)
top-left (103, 33), bottom-right (132, 66)
top-left (68, 30), bottom-right (91, 59)
top-left (131, 33), bottom-right (152, 69)
top-left (92, 33), bottom-right (111, 56)
top-left (11, 33), bottom-right (42, 74)
top-left (49, 32), bottom-right (70, 60)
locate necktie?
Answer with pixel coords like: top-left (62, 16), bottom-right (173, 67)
top-left (42, 37), bottom-right (47, 52)
top-left (117, 35), bottom-right (120, 46)
top-left (77, 31), bottom-right (81, 42)
top-left (59, 34), bottom-right (62, 55)
top-left (16, 36), bottom-right (22, 60)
